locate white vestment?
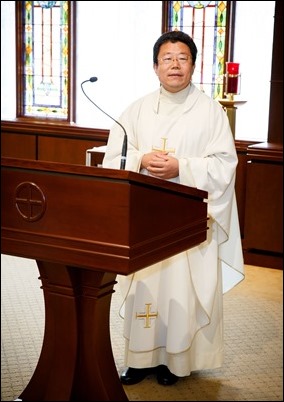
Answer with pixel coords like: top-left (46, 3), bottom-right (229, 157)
top-left (102, 84), bottom-right (244, 377)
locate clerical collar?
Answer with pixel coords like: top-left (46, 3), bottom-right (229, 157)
top-left (160, 83), bottom-right (191, 104)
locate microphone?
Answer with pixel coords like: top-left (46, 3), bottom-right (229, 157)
top-left (81, 77), bottom-right (127, 170)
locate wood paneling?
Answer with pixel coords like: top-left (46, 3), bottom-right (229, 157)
top-left (244, 161), bottom-right (282, 252)
top-left (1, 133), bottom-right (36, 159)
top-left (38, 136), bottom-right (97, 165)
top-left (242, 142), bottom-right (283, 269)
top-left (244, 143), bottom-right (283, 251)
top-left (1, 120), bottom-right (108, 165)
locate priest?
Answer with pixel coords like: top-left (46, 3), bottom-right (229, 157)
top-left (102, 30), bottom-right (244, 386)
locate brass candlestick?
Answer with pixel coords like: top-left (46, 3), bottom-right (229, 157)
top-left (218, 98), bottom-right (247, 138)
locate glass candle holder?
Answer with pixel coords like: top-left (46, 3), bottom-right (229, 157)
top-left (224, 62), bottom-right (241, 100)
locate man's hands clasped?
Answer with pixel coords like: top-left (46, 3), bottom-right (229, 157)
top-left (141, 151), bottom-right (179, 180)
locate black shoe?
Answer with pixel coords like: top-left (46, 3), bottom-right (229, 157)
top-left (120, 367), bottom-right (153, 385)
top-left (156, 365), bottom-right (179, 386)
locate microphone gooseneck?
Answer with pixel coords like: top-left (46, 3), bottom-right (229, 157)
top-left (81, 77), bottom-right (127, 170)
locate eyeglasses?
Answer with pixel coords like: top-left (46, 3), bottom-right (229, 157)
top-left (159, 54), bottom-right (191, 65)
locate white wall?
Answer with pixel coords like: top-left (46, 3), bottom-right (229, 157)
top-left (76, 1), bottom-right (162, 129)
top-left (233, 1), bottom-right (275, 142)
top-left (1, 1), bottom-right (276, 142)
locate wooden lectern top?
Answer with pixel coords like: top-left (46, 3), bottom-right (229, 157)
top-left (1, 157), bottom-right (208, 275)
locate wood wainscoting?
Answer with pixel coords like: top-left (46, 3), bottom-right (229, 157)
top-left (1, 119), bottom-right (109, 166)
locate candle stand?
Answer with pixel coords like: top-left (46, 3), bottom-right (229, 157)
top-left (219, 62), bottom-right (246, 137)
top-left (218, 98), bottom-right (247, 138)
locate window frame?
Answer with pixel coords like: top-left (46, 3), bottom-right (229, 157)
top-left (15, 1), bottom-right (76, 123)
top-left (162, 1), bottom-right (236, 99)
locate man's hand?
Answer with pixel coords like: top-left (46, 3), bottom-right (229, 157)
top-left (141, 151), bottom-right (179, 179)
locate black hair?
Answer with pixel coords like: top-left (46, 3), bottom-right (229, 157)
top-left (153, 30), bottom-right (197, 65)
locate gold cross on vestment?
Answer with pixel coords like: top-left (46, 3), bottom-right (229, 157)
top-left (152, 137), bottom-right (175, 154)
top-left (136, 303), bottom-right (158, 328)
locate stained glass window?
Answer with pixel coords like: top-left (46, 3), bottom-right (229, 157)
top-left (166, 1), bottom-right (228, 99)
top-left (21, 1), bottom-right (69, 119)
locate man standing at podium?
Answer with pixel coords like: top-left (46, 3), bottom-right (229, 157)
top-left (103, 30), bottom-right (244, 386)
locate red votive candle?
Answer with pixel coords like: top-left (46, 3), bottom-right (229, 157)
top-left (226, 62), bottom-right (240, 75)
top-left (226, 62), bottom-right (240, 94)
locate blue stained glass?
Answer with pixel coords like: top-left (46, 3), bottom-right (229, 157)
top-left (37, 1), bottom-right (57, 9)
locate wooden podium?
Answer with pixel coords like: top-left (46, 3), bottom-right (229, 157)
top-left (1, 157), bottom-right (208, 401)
